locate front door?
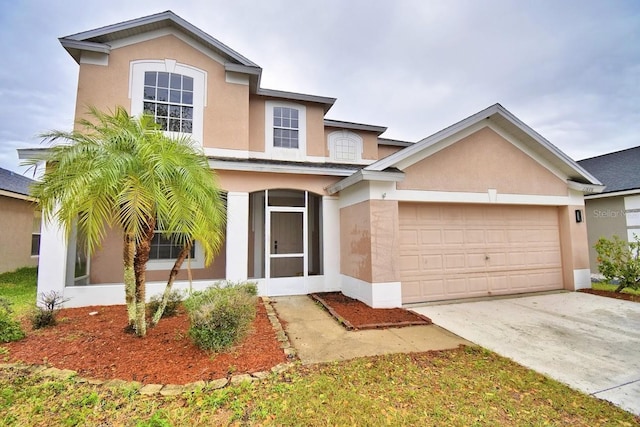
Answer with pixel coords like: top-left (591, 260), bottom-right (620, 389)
top-left (268, 209), bottom-right (305, 278)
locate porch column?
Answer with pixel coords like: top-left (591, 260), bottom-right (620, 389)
top-left (226, 191), bottom-right (249, 282)
top-left (558, 198), bottom-right (591, 290)
top-left (37, 216), bottom-right (69, 301)
top-left (322, 196), bottom-right (340, 287)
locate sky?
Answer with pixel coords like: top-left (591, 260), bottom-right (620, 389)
top-left (1, 0), bottom-right (639, 177)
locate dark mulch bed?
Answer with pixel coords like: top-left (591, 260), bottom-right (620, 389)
top-left (578, 288), bottom-right (640, 303)
top-left (310, 292), bottom-right (431, 330)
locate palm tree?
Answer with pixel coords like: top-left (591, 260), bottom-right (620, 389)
top-left (28, 106), bottom-right (225, 337)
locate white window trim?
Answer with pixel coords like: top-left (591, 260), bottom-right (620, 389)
top-left (130, 59), bottom-right (207, 145)
top-left (146, 241), bottom-right (205, 270)
top-left (328, 130), bottom-right (363, 163)
top-left (265, 101), bottom-right (306, 161)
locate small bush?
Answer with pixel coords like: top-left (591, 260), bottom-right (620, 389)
top-left (31, 291), bottom-right (69, 329)
top-left (594, 235), bottom-right (640, 293)
top-left (0, 297), bottom-right (25, 342)
top-left (184, 281), bottom-right (258, 351)
top-left (148, 289), bottom-right (184, 319)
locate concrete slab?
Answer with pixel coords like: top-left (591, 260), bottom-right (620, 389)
top-left (272, 295), bottom-right (470, 365)
top-left (412, 292), bottom-right (640, 416)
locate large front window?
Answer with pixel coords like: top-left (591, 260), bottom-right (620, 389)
top-left (273, 107), bottom-right (299, 148)
top-left (143, 71), bottom-right (194, 133)
top-left (149, 233), bottom-right (195, 260)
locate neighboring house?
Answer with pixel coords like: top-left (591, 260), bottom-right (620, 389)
top-left (0, 167), bottom-right (39, 273)
top-left (19, 11), bottom-right (604, 308)
top-left (577, 146), bottom-right (640, 273)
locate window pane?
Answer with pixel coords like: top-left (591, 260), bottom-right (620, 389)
top-left (282, 118), bottom-right (290, 128)
top-left (182, 91), bottom-right (193, 105)
top-left (144, 72), bottom-right (156, 86)
top-left (158, 245), bottom-right (171, 259)
top-left (182, 120), bottom-right (192, 133)
top-left (169, 105), bottom-right (180, 118)
top-left (182, 106), bottom-right (193, 119)
top-left (290, 109), bottom-right (298, 119)
top-left (168, 119), bottom-right (181, 132)
top-left (170, 74), bottom-right (181, 89)
top-left (170, 90), bottom-right (181, 103)
top-left (143, 102), bottom-right (155, 114)
top-left (144, 86), bottom-right (155, 100)
top-left (157, 72), bottom-right (169, 87)
top-left (31, 234), bottom-right (40, 256)
top-left (157, 88), bottom-right (168, 102)
top-left (156, 104), bottom-right (168, 117)
top-left (291, 119), bottom-right (298, 128)
top-left (156, 117), bottom-right (167, 130)
top-left (183, 76), bottom-right (194, 91)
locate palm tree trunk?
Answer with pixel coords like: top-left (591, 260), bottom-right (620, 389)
top-left (151, 241), bottom-right (192, 327)
top-left (123, 233), bottom-right (136, 330)
top-left (133, 217), bottom-right (155, 337)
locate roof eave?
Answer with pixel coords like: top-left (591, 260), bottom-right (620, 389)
top-left (326, 169), bottom-right (405, 195)
top-left (324, 119), bottom-right (387, 135)
top-left (256, 88), bottom-right (336, 113)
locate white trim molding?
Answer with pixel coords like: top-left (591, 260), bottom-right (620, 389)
top-left (341, 275), bottom-right (402, 308)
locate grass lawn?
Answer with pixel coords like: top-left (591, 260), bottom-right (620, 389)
top-left (0, 267), bottom-right (37, 316)
top-left (591, 281), bottom-right (640, 296)
top-left (1, 347), bottom-right (636, 426)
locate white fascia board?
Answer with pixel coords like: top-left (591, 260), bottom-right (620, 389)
top-left (59, 38), bottom-right (111, 54)
top-left (567, 180), bottom-right (606, 194)
top-left (323, 119), bottom-right (387, 134)
top-left (0, 189), bottom-right (35, 202)
top-left (256, 88), bottom-right (336, 110)
top-left (17, 147), bottom-right (50, 160)
top-left (584, 188), bottom-right (640, 200)
top-left (326, 169), bottom-right (404, 195)
top-left (208, 159), bottom-right (357, 177)
top-left (225, 63), bottom-right (261, 76)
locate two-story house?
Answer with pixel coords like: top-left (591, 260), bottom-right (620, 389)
top-left (20, 11), bottom-right (604, 308)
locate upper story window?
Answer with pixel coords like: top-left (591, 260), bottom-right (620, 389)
top-left (130, 60), bottom-right (207, 144)
top-left (328, 130), bottom-right (363, 163)
top-left (265, 101), bottom-right (307, 161)
top-left (143, 72), bottom-right (194, 133)
top-left (273, 107), bottom-right (299, 148)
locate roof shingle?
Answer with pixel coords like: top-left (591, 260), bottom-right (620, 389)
top-left (577, 146), bottom-right (640, 194)
top-left (0, 167), bottom-right (35, 197)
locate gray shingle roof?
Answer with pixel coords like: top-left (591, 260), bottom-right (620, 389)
top-left (577, 146), bottom-right (640, 194)
top-left (0, 167), bottom-right (35, 197)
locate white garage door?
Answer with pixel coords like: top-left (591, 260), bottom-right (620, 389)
top-left (400, 203), bottom-right (563, 304)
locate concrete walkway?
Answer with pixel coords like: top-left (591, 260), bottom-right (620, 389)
top-left (412, 292), bottom-right (640, 416)
top-left (271, 295), bottom-right (470, 364)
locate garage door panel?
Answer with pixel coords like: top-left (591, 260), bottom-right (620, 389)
top-left (400, 203), bottom-right (563, 303)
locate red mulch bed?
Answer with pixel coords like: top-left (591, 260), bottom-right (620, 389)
top-left (311, 292), bottom-right (431, 330)
top-left (578, 288), bottom-right (640, 303)
top-left (5, 300), bottom-right (287, 385)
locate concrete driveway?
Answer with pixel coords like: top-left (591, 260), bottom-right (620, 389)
top-left (411, 292), bottom-right (640, 416)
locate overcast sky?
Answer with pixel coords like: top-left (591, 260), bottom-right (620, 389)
top-left (1, 0), bottom-right (638, 176)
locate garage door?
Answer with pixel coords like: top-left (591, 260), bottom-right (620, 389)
top-left (400, 203), bottom-right (563, 304)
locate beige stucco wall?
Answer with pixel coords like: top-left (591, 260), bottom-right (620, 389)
top-left (75, 34), bottom-right (250, 150)
top-left (217, 170), bottom-right (340, 195)
top-left (584, 197), bottom-right (627, 273)
top-left (558, 205), bottom-right (591, 288)
top-left (340, 199), bottom-right (400, 284)
top-left (398, 127), bottom-right (568, 196)
top-left (0, 195), bottom-right (38, 273)
top-left (377, 144), bottom-right (404, 160)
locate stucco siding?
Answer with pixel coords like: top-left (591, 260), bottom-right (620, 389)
top-left (340, 201), bottom-right (372, 282)
top-left (0, 195), bottom-right (37, 273)
top-left (397, 127), bottom-right (568, 196)
top-left (75, 34), bottom-right (250, 151)
top-left (584, 197), bottom-right (628, 273)
top-left (217, 170), bottom-right (340, 195)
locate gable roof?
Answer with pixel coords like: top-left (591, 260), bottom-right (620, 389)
top-left (60, 10), bottom-right (259, 68)
top-left (328, 104), bottom-right (604, 195)
top-left (59, 10), bottom-right (338, 112)
top-left (578, 145), bottom-right (640, 195)
top-left (0, 167), bottom-right (35, 199)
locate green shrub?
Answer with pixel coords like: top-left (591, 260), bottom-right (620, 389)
top-left (184, 281), bottom-right (258, 351)
top-left (31, 291), bottom-right (69, 329)
top-left (0, 297), bottom-right (25, 342)
top-left (148, 289), bottom-right (184, 319)
top-left (594, 235), bottom-right (640, 293)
